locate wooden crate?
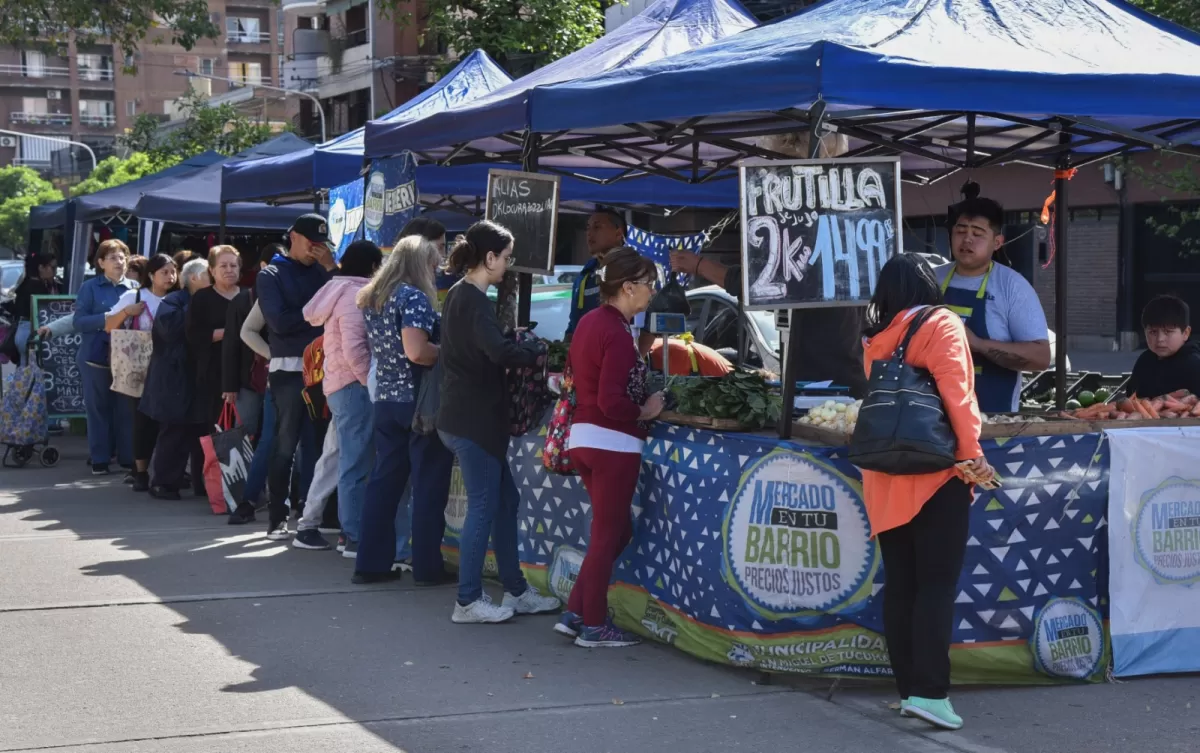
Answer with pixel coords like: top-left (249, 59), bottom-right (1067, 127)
top-left (659, 411), bottom-right (750, 432)
top-left (789, 422), bottom-right (852, 446)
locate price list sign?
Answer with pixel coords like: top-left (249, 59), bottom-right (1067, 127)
top-left (31, 294), bottom-right (85, 419)
top-left (485, 169), bottom-right (561, 275)
top-left (739, 157), bottom-right (902, 311)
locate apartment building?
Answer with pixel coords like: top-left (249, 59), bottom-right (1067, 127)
top-left (281, 0), bottom-right (438, 140)
top-left (0, 0), bottom-right (287, 176)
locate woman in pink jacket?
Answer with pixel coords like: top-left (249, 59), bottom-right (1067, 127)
top-left (303, 241), bottom-right (383, 551)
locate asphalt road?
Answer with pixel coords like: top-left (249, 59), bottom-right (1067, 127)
top-left (0, 436), bottom-right (1195, 753)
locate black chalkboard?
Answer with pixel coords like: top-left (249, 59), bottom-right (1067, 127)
top-left (31, 294), bottom-right (85, 419)
top-left (485, 169), bottom-right (560, 275)
top-left (739, 157), bottom-right (902, 311)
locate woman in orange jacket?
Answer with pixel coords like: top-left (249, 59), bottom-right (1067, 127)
top-left (859, 254), bottom-right (994, 731)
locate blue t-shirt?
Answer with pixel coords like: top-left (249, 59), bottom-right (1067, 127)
top-left (363, 284), bottom-right (439, 404)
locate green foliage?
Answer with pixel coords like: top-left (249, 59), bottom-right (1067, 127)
top-left (1129, 0), bottom-right (1200, 31)
top-left (119, 89), bottom-right (280, 165)
top-left (380, 0), bottom-right (606, 73)
top-left (4, 0), bottom-right (219, 62)
top-left (0, 166), bottom-right (63, 252)
top-left (669, 371), bottom-right (782, 429)
top-left (70, 152), bottom-right (179, 197)
top-left (1118, 155), bottom-right (1200, 254)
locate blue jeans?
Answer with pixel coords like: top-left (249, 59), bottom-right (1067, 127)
top-left (81, 363), bottom-right (133, 466)
top-left (356, 400), bottom-right (455, 577)
top-left (327, 382), bottom-right (374, 544)
top-left (437, 431), bottom-right (527, 605)
top-left (243, 389), bottom-right (275, 504)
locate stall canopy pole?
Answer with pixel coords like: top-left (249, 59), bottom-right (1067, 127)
top-left (1054, 130), bottom-right (1071, 410)
top-left (777, 103), bottom-right (829, 439)
top-left (517, 134), bottom-right (539, 328)
top-left (218, 202), bottom-right (227, 244)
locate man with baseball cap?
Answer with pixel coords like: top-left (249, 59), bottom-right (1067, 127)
top-left (229, 214), bottom-right (336, 537)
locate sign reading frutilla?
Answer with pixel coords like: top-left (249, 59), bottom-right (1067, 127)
top-left (485, 169), bottom-right (560, 275)
top-left (739, 157), bottom-right (902, 311)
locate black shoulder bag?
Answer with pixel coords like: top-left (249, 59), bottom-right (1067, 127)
top-left (847, 307), bottom-right (959, 475)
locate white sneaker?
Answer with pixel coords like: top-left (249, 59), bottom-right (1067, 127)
top-left (502, 586), bottom-right (561, 615)
top-left (266, 522), bottom-right (291, 541)
top-left (451, 594), bottom-right (515, 624)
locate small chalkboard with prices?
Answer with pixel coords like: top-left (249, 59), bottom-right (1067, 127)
top-left (31, 294), bottom-right (85, 419)
top-left (739, 157), bottom-right (902, 311)
top-left (485, 169), bottom-right (561, 275)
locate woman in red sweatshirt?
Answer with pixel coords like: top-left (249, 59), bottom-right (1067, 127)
top-left (558, 247), bottom-right (665, 648)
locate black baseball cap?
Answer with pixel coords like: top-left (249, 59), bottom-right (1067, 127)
top-left (289, 214), bottom-right (330, 244)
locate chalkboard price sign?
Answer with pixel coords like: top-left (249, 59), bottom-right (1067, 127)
top-left (739, 157), bottom-right (902, 311)
top-left (485, 169), bottom-right (561, 275)
top-left (31, 294), bottom-right (85, 419)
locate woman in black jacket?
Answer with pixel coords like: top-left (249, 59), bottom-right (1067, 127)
top-left (221, 287), bottom-right (266, 439)
top-left (142, 260), bottom-right (212, 500)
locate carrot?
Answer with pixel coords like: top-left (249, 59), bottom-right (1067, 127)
top-left (1116, 398), bottom-right (1136, 414)
top-left (1146, 400), bottom-right (1161, 419)
top-left (1163, 411), bottom-right (1180, 419)
top-left (1130, 397), bottom-right (1154, 419)
top-left (1192, 401), bottom-right (1200, 417)
top-left (1186, 395), bottom-right (1199, 407)
top-left (1150, 398), bottom-right (1166, 414)
top-left (1114, 411), bottom-right (1129, 419)
top-left (1171, 389), bottom-right (1191, 399)
top-left (1163, 396), bottom-right (1189, 413)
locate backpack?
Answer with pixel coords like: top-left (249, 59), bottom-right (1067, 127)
top-left (302, 336), bottom-right (330, 421)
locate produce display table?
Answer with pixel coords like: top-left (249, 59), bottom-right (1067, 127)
top-left (441, 411), bottom-right (1115, 685)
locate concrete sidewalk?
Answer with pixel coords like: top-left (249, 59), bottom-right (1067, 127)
top-left (0, 437), bottom-right (1194, 753)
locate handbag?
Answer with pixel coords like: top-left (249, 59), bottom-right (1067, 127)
top-left (647, 273), bottom-right (691, 317)
top-left (847, 307), bottom-right (958, 475)
top-left (199, 403), bottom-right (254, 515)
top-left (411, 359), bottom-right (442, 435)
top-left (542, 362), bottom-right (577, 476)
top-left (506, 330), bottom-right (550, 436)
top-left (111, 290), bottom-right (154, 398)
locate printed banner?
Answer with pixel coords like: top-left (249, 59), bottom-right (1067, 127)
top-left (327, 178), bottom-right (364, 261)
top-left (443, 419), bottom-right (1111, 684)
top-left (363, 153), bottom-right (418, 251)
top-left (1108, 427), bottom-right (1200, 677)
top-left (625, 227), bottom-right (706, 287)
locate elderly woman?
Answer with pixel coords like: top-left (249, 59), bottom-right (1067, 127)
top-left (73, 239), bottom-right (138, 475)
top-left (141, 259), bottom-right (213, 500)
top-left (190, 246), bottom-right (243, 430)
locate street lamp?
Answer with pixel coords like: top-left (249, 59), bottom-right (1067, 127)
top-left (174, 70), bottom-right (326, 143)
top-left (0, 128), bottom-right (97, 179)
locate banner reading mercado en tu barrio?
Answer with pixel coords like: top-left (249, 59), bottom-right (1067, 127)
top-left (1108, 427), bottom-right (1200, 677)
top-left (364, 152), bottom-right (419, 251)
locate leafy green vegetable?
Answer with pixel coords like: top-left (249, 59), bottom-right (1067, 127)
top-left (544, 340), bottom-right (569, 372)
top-left (668, 371), bottom-right (782, 429)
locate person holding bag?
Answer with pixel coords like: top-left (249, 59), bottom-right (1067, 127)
top-left (349, 234), bottom-right (455, 584)
top-left (74, 239), bottom-right (138, 475)
top-left (852, 254), bottom-right (993, 731)
top-left (106, 254), bottom-right (178, 491)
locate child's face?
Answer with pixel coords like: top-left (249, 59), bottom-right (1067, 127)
top-left (1145, 324), bottom-right (1191, 358)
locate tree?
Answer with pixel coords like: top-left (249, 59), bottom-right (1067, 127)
top-left (119, 89), bottom-right (281, 164)
top-left (380, 0), bottom-right (606, 73)
top-left (70, 152), bottom-right (177, 197)
top-left (4, 0), bottom-right (218, 63)
top-left (0, 166), bottom-right (63, 253)
top-left (1130, 0), bottom-right (1200, 31)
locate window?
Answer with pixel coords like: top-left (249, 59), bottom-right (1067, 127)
top-left (22, 50), bottom-right (46, 78)
top-left (125, 100), bottom-right (137, 117)
top-left (123, 53), bottom-right (135, 68)
top-left (229, 62), bottom-right (262, 85)
top-left (77, 53), bottom-right (112, 81)
top-left (227, 16), bottom-right (262, 42)
top-left (79, 99), bottom-right (114, 124)
top-left (22, 97), bottom-right (48, 114)
top-left (344, 5), bottom-right (368, 46)
top-left (199, 58), bottom-right (215, 76)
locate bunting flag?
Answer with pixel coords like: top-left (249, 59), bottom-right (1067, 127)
top-left (625, 227), bottom-right (706, 287)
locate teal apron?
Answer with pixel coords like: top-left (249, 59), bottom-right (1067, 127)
top-left (940, 263), bottom-right (1020, 413)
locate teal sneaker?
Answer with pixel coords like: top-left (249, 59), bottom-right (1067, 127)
top-left (902, 697), bottom-right (963, 730)
top-left (899, 697), bottom-right (911, 717)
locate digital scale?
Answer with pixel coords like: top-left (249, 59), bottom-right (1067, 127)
top-left (648, 311), bottom-right (688, 378)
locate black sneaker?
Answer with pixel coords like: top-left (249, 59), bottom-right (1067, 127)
top-left (91, 464), bottom-right (110, 476)
top-left (149, 486), bottom-right (181, 501)
top-left (352, 571), bottom-right (402, 585)
top-left (132, 472), bottom-right (150, 492)
top-left (266, 522), bottom-right (291, 541)
top-left (292, 529), bottom-right (332, 550)
top-left (414, 571), bottom-right (458, 588)
top-left (227, 505), bottom-right (256, 525)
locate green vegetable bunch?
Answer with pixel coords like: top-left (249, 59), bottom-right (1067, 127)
top-left (668, 371), bottom-right (783, 429)
top-left (545, 340), bottom-right (570, 372)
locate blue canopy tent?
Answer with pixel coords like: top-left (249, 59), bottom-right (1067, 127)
top-left (362, 0), bottom-right (758, 163)
top-left (27, 201), bottom-right (67, 231)
top-left (135, 133), bottom-right (315, 233)
top-left (73, 151), bottom-right (225, 223)
top-left (220, 50), bottom-right (514, 204)
top-left (490, 0), bottom-right (1200, 421)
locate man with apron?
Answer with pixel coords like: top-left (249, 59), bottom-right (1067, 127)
top-left (936, 198), bottom-right (1051, 413)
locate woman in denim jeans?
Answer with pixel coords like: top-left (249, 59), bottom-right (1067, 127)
top-left (437, 221), bottom-right (561, 624)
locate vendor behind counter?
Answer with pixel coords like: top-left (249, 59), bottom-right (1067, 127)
top-left (1129, 294), bottom-right (1200, 398)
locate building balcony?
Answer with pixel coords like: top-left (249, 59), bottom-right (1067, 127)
top-left (229, 76), bottom-right (275, 88)
top-left (79, 114), bottom-right (116, 127)
top-left (227, 31), bottom-right (274, 45)
top-left (76, 67), bottom-right (115, 85)
top-left (10, 112), bottom-right (72, 127)
top-left (0, 64), bottom-right (72, 83)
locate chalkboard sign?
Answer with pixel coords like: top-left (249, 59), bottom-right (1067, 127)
top-left (31, 294), bottom-right (85, 419)
top-left (485, 169), bottom-right (560, 275)
top-left (739, 157), bottom-right (902, 311)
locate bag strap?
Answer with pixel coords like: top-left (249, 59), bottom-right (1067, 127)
top-left (217, 401), bottom-right (240, 431)
top-left (893, 306), bottom-right (943, 363)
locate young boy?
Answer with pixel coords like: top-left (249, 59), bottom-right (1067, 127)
top-left (1129, 295), bottom-right (1200, 398)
